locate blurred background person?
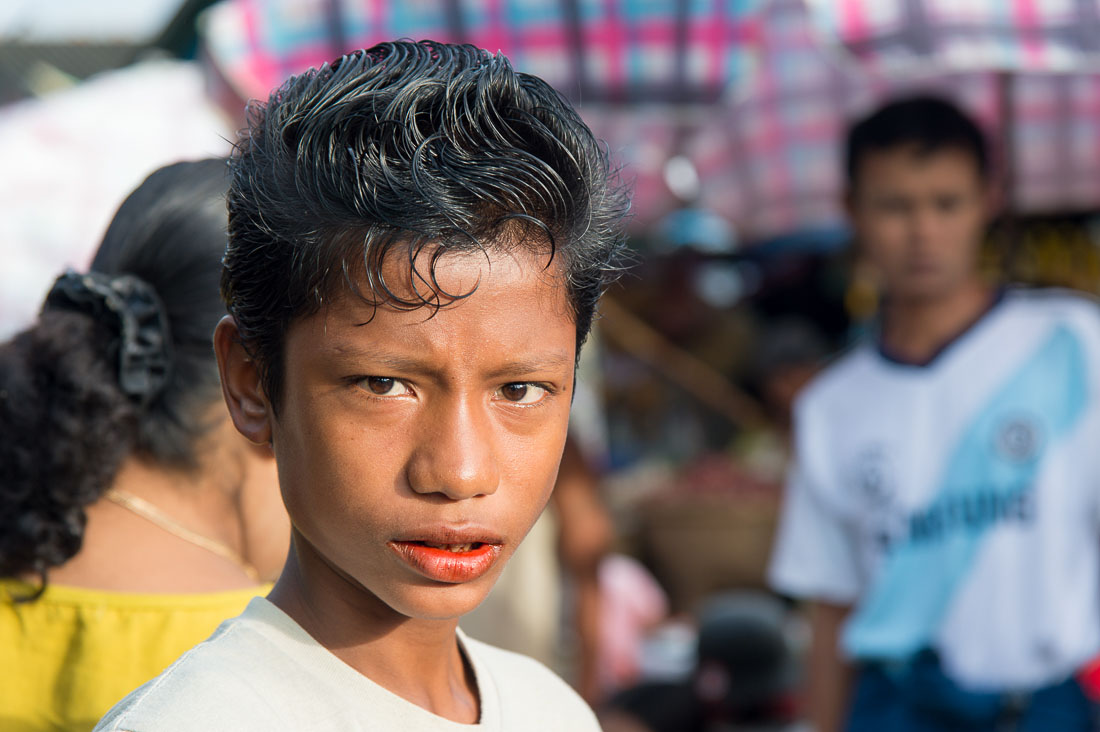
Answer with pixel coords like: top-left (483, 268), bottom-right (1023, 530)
top-left (769, 96), bottom-right (1100, 731)
top-left (0, 159), bottom-right (289, 732)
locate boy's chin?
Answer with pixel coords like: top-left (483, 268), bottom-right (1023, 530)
top-left (887, 268), bottom-right (972, 303)
top-left (389, 580), bottom-right (497, 622)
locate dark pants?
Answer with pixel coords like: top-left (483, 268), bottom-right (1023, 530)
top-left (847, 651), bottom-right (1098, 731)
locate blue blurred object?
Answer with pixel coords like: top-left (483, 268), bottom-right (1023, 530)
top-left (656, 206), bottom-right (738, 255)
top-left (749, 226), bottom-right (852, 257)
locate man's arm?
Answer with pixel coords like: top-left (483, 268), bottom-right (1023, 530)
top-left (805, 600), bottom-right (855, 732)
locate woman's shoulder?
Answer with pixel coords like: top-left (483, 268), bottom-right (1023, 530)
top-left (1, 578), bottom-right (268, 669)
top-left (0, 579), bottom-right (269, 732)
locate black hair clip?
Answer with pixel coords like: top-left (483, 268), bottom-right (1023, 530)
top-left (44, 270), bottom-right (173, 407)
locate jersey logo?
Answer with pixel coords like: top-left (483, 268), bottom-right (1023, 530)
top-left (856, 444), bottom-right (896, 508)
top-left (994, 414), bottom-right (1044, 463)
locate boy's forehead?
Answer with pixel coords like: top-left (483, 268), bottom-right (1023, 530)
top-left (280, 246), bottom-right (577, 385)
top-left (365, 241), bottom-right (565, 307)
top-left (304, 243), bottom-right (574, 344)
top-left (853, 144), bottom-right (984, 190)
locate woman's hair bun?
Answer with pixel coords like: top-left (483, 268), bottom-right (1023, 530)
top-left (44, 270), bottom-right (173, 408)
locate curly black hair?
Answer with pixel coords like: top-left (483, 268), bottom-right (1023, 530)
top-left (0, 159), bottom-right (232, 587)
top-left (223, 40), bottom-right (630, 412)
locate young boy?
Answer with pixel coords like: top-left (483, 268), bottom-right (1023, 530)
top-left (768, 96), bottom-right (1100, 730)
top-left (95, 40), bottom-right (626, 731)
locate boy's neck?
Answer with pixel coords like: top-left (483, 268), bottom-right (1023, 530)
top-left (268, 535), bottom-right (480, 724)
top-left (879, 276), bottom-right (996, 366)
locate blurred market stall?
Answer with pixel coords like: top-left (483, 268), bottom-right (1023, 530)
top-left (0, 0), bottom-right (233, 341)
top-left (196, 0), bottom-right (1100, 253)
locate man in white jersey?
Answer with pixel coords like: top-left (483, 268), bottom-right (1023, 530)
top-left (769, 96), bottom-right (1100, 731)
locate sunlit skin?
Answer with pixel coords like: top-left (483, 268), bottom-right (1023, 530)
top-left (847, 146), bottom-right (996, 363)
top-left (214, 245), bottom-right (578, 723)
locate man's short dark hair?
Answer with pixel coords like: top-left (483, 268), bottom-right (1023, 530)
top-left (845, 95), bottom-right (990, 188)
top-left (222, 40), bottom-right (628, 411)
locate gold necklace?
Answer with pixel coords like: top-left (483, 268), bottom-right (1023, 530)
top-left (104, 488), bottom-right (261, 582)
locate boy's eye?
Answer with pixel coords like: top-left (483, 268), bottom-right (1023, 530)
top-left (497, 383), bottom-right (549, 405)
top-left (358, 376), bottom-right (411, 397)
top-left (935, 195), bottom-right (962, 213)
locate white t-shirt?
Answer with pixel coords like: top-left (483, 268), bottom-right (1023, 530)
top-left (769, 288), bottom-right (1100, 691)
top-left (94, 597), bottom-right (600, 732)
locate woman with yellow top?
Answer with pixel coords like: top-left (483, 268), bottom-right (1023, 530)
top-left (0, 159), bottom-right (290, 732)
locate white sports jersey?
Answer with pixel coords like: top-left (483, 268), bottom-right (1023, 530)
top-left (769, 288), bottom-right (1100, 691)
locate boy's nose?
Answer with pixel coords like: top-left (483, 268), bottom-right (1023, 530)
top-left (909, 205), bottom-right (940, 245)
top-left (406, 398), bottom-right (501, 500)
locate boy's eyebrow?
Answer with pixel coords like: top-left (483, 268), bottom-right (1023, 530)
top-left (482, 353), bottom-right (575, 378)
top-left (327, 346), bottom-right (431, 374)
top-left (324, 342), bottom-right (574, 377)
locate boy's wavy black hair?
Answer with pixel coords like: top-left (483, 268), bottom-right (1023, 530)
top-left (223, 40), bottom-right (629, 411)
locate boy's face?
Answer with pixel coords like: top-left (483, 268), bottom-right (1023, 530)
top-left (847, 145), bottom-right (990, 303)
top-left (267, 246), bottom-right (576, 621)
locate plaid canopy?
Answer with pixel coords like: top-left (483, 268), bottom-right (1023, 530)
top-left (199, 0), bottom-right (1100, 242)
top-left (805, 0), bottom-right (1100, 73)
top-left (201, 0), bottom-right (764, 103)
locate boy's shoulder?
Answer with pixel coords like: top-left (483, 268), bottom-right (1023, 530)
top-left (1005, 285), bottom-right (1100, 331)
top-left (794, 337), bottom-right (878, 415)
top-left (801, 287), bottom-right (1100, 408)
top-left (459, 632), bottom-right (599, 727)
top-left (95, 600), bottom-right (600, 732)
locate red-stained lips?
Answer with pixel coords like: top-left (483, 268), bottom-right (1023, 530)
top-left (388, 528), bottom-right (504, 583)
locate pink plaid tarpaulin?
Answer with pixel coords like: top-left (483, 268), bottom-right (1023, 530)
top-left (806, 0), bottom-right (1100, 72)
top-left (198, 0), bottom-right (1100, 241)
top-left (200, 0), bottom-right (765, 103)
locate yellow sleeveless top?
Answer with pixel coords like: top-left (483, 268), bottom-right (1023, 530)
top-left (0, 579), bottom-right (270, 732)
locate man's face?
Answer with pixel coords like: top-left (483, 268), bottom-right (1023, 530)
top-left (271, 247), bottom-right (576, 621)
top-left (848, 146), bottom-right (990, 303)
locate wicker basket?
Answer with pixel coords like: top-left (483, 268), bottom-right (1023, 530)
top-left (638, 494), bottom-right (779, 614)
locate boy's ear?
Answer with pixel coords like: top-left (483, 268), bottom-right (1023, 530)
top-left (214, 316), bottom-right (273, 446)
